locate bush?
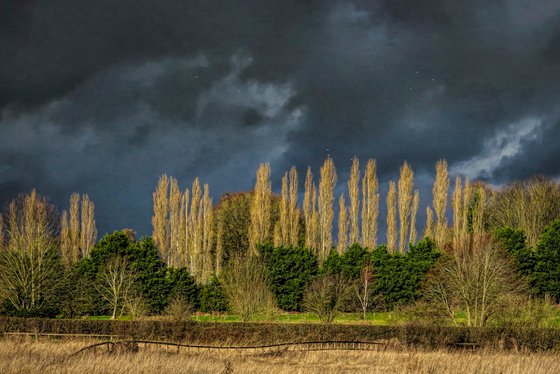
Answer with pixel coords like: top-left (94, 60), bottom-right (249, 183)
top-left (222, 256), bottom-right (277, 321)
top-left (74, 232), bottom-right (171, 315)
top-left (260, 244), bottom-right (318, 311)
top-left (371, 239), bottom-right (439, 309)
top-left (163, 296), bottom-right (193, 322)
top-left (532, 220), bottom-right (560, 301)
top-left (200, 277), bottom-right (229, 313)
top-left (303, 273), bottom-right (353, 323)
top-left (167, 267), bottom-right (199, 310)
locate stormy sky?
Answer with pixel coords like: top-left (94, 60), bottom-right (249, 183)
top-left (1, 0), bottom-right (560, 237)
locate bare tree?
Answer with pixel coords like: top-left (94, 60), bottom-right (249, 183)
top-left (222, 255), bottom-right (276, 321)
top-left (487, 178), bottom-right (560, 247)
top-left (426, 237), bottom-right (523, 327)
top-left (303, 274), bottom-right (352, 324)
top-left (96, 255), bottom-right (137, 320)
top-left (355, 261), bottom-right (375, 320)
top-left (0, 190), bottom-right (62, 315)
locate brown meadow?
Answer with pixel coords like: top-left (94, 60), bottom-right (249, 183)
top-left (0, 338), bottom-right (558, 374)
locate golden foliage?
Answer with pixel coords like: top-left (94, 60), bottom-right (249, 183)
top-left (348, 157), bottom-right (360, 245)
top-left (409, 190), bottom-right (419, 244)
top-left (361, 159), bottom-right (379, 249)
top-left (318, 157), bottom-right (337, 262)
top-left (337, 194), bottom-right (348, 254)
top-left (152, 175), bottom-right (169, 263)
top-left (432, 160), bottom-right (449, 249)
top-left (397, 162), bottom-right (414, 253)
top-left (386, 181), bottom-right (397, 253)
top-left (249, 163), bottom-right (272, 256)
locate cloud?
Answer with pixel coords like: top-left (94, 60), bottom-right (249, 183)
top-left (450, 118), bottom-right (543, 180)
top-left (1, 0), bottom-right (560, 236)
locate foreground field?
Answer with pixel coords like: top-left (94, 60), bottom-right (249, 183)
top-left (0, 339), bottom-right (558, 374)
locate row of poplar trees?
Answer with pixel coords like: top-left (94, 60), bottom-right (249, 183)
top-left (152, 156), bottom-right (494, 284)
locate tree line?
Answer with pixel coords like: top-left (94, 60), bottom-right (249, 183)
top-left (0, 158), bottom-right (559, 326)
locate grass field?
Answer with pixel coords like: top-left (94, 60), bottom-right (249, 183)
top-left (0, 338), bottom-right (558, 374)
top-left (85, 309), bottom-right (560, 328)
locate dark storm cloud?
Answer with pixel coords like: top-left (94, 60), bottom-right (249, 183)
top-left (1, 0), bottom-right (559, 236)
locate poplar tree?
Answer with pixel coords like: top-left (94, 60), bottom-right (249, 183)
top-left (303, 167), bottom-right (315, 250)
top-left (452, 176), bottom-right (463, 251)
top-left (386, 181), bottom-right (397, 253)
top-left (410, 190), bottom-right (420, 244)
top-left (348, 157), bottom-right (360, 245)
top-left (424, 207), bottom-right (434, 239)
top-left (288, 166), bottom-right (300, 247)
top-left (460, 179), bottom-right (472, 253)
top-left (248, 163), bottom-right (272, 256)
top-left (152, 175), bottom-right (169, 263)
top-left (0, 215), bottom-right (3, 250)
top-left (472, 185), bottom-right (487, 250)
top-left (279, 172), bottom-right (290, 245)
top-left (69, 193), bottom-right (80, 262)
top-left (318, 157), bottom-right (337, 262)
top-left (361, 159), bottom-right (379, 249)
top-left (310, 184), bottom-right (320, 253)
top-left (189, 178), bottom-right (202, 274)
top-left (397, 162), bottom-right (414, 253)
top-left (179, 189), bottom-right (189, 267)
top-left (61, 193), bottom-right (97, 264)
top-left (215, 220), bottom-right (224, 276)
top-left (337, 194), bottom-right (348, 254)
top-left (60, 211), bottom-right (71, 265)
top-left (201, 184), bottom-right (214, 283)
top-left (168, 178), bottom-right (181, 267)
top-left (433, 160), bottom-right (450, 249)
top-left (80, 194), bottom-right (97, 258)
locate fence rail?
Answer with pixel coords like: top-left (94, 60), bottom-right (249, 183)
top-left (69, 339), bottom-right (386, 357)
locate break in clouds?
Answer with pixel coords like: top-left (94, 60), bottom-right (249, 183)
top-left (1, 0), bottom-right (560, 235)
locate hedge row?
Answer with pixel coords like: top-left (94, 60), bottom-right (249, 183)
top-left (1, 318), bottom-right (560, 351)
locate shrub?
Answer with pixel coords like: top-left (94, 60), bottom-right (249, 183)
top-left (303, 273), bottom-right (353, 323)
top-left (222, 256), bottom-right (277, 321)
top-left (163, 296), bottom-right (193, 322)
top-left (371, 239), bottom-right (439, 309)
top-left (260, 244), bottom-right (318, 311)
top-left (167, 267), bottom-right (199, 310)
top-left (199, 277), bottom-right (229, 313)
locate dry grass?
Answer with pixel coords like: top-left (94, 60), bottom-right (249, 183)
top-left (0, 338), bottom-right (558, 374)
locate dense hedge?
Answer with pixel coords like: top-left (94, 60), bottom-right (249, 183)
top-left (2, 317), bottom-right (560, 351)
